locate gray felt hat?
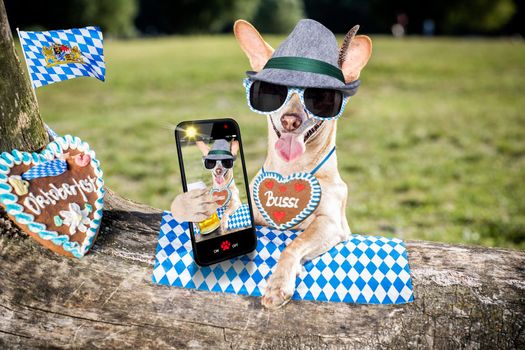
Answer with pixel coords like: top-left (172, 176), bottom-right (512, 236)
top-left (247, 19), bottom-right (360, 94)
top-left (204, 139), bottom-right (235, 161)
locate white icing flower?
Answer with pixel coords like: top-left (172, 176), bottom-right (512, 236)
top-left (59, 203), bottom-right (91, 235)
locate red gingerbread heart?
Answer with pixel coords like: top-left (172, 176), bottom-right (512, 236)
top-left (295, 183), bottom-right (305, 192)
top-left (273, 211), bottom-right (286, 222)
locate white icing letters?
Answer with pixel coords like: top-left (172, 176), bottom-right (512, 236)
top-left (264, 191), bottom-right (299, 209)
top-left (23, 176), bottom-right (98, 215)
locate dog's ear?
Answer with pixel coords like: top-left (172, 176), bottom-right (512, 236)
top-left (338, 25), bottom-right (372, 83)
top-left (196, 141), bottom-right (210, 156)
top-left (230, 140), bottom-right (240, 157)
top-left (234, 19), bottom-right (274, 72)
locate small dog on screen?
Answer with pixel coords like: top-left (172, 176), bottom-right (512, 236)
top-left (172, 19), bottom-right (372, 308)
top-left (196, 139), bottom-right (241, 233)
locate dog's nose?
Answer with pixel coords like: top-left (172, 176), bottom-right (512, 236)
top-left (281, 113), bottom-right (302, 132)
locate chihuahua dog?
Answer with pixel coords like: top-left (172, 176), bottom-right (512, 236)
top-left (172, 19), bottom-right (372, 308)
top-left (196, 139), bottom-right (241, 233)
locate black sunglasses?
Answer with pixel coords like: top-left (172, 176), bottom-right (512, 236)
top-left (245, 79), bottom-right (349, 120)
top-left (204, 159), bottom-right (234, 169)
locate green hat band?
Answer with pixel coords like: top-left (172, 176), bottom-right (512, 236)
top-left (207, 150), bottom-right (233, 157)
top-left (263, 56), bottom-right (345, 83)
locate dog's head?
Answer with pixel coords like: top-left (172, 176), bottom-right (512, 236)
top-left (196, 139), bottom-right (239, 186)
top-left (234, 20), bottom-right (372, 163)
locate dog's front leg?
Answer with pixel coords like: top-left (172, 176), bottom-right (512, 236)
top-left (262, 215), bottom-right (346, 309)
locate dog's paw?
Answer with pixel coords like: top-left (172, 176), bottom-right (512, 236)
top-left (261, 269), bottom-right (295, 309)
top-left (220, 216), bottom-right (230, 233)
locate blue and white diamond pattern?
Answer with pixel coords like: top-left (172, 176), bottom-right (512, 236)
top-left (18, 26), bottom-right (105, 88)
top-left (193, 204), bottom-right (252, 234)
top-left (21, 159), bottom-right (67, 180)
top-left (152, 211), bottom-right (414, 304)
top-left (217, 204), bottom-right (252, 230)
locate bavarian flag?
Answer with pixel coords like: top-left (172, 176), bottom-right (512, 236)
top-left (18, 26), bottom-right (105, 89)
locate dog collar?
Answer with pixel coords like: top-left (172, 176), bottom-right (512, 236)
top-left (263, 57), bottom-right (345, 83)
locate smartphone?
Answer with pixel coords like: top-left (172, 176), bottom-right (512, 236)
top-left (174, 118), bottom-right (257, 266)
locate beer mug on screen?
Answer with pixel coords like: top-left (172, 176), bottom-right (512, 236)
top-left (188, 181), bottom-right (220, 235)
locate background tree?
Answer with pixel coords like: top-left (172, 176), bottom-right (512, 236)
top-left (0, 0), bottom-right (47, 152)
top-left (4, 0), bottom-right (138, 37)
top-left (252, 0), bottom-right (305, 34)
top-left (304, 0), bottom-right (376, 33)
top-left (135, 0), bottom-right (238, 34)
top-left (69, 0), bottom-right (138, 38)
top-left (4, 0), bottom-right (524, 35)
top-left (444, 0), bottom-right (516, 33)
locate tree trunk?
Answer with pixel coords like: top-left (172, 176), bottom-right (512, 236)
top-left (0, 0), bottom-right (47, 153)
top-left (0, 190), bottom-right (524, 349)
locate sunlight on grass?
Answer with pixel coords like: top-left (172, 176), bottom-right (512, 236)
top-left (22, 35), bottom-right (525, 249)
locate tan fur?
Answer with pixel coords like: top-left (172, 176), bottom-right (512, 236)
top-left (198, 140), bottom-right (242, 233)
top-left (195, 140), bottom-right (210, 156)
top-left (171, 20), bottom-right (372, 309)
top-left (340, 35), bottom-right (372, 82)
top-left (233, 20), bottom-right (274, 72)
top-left (236, 20), bottom-right (370, 308)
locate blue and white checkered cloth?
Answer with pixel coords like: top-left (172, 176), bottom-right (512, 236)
top-left (21, 159), bottom-right (67, 180)
top-left (194, 204), bottom-right (252, 234)
top-left (218, 204), bottom-right (252, 230)
top-left (152, 211), bottom-right (414, 304)
top-left (18, 26), bottom-right (105, 88)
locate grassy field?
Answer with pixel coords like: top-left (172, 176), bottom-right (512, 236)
top-left (22, 35), bottom-right (525, 249)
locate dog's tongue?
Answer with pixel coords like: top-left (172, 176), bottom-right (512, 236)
top-left (275, 133), bottom-right (305, 162)
top-left (215, 174), bottom-right (225, 185)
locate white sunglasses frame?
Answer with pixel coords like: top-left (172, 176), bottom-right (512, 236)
top-left (243, 78), bottom-right (350, 121)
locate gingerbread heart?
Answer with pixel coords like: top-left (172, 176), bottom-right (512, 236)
top-left (253, 171), bottom-right (321, 230)
top-left (0, 135), bottom-right (104, 258)
top-left (211, 189), bottom-right (230, 207)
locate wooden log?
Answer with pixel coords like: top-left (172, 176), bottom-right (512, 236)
top-left (0, 189), bottom-right (524, 349)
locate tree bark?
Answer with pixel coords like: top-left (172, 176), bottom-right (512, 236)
top-left (0, 0), bottom-right (48, 153)
top-left (0, 190), bottom-right (524, 349)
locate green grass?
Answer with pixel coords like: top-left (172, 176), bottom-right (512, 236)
top-left (20, 35), bottom-right (525, 249)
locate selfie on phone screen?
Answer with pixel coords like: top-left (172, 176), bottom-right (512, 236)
top-left (177, 122), bottom-right (253, 244)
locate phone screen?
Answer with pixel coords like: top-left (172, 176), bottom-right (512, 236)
top-left (175, 119), bottom-right (256, 265)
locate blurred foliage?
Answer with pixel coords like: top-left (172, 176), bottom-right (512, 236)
top-left (4, 0), bottom-right (137, 37)
top-left (444, 0), bottom-right (516, 33)
top-left (5, 0), bottom-right (523, 35)
top-left (135, 0), bottom-right (237, 34)
top-left (304, 0), bottom-right (378, 33)
top-left (252, 0), bottom-right (305, 33)
top-left (70, 0), bottom-right (138, 38)
top-left (305, 0), bottom-right (518, 35)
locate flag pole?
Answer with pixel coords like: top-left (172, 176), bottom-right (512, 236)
top-left (15, 27), bottom-right (55, 139)
top-left (16, 27), bottom-right (39, 104)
